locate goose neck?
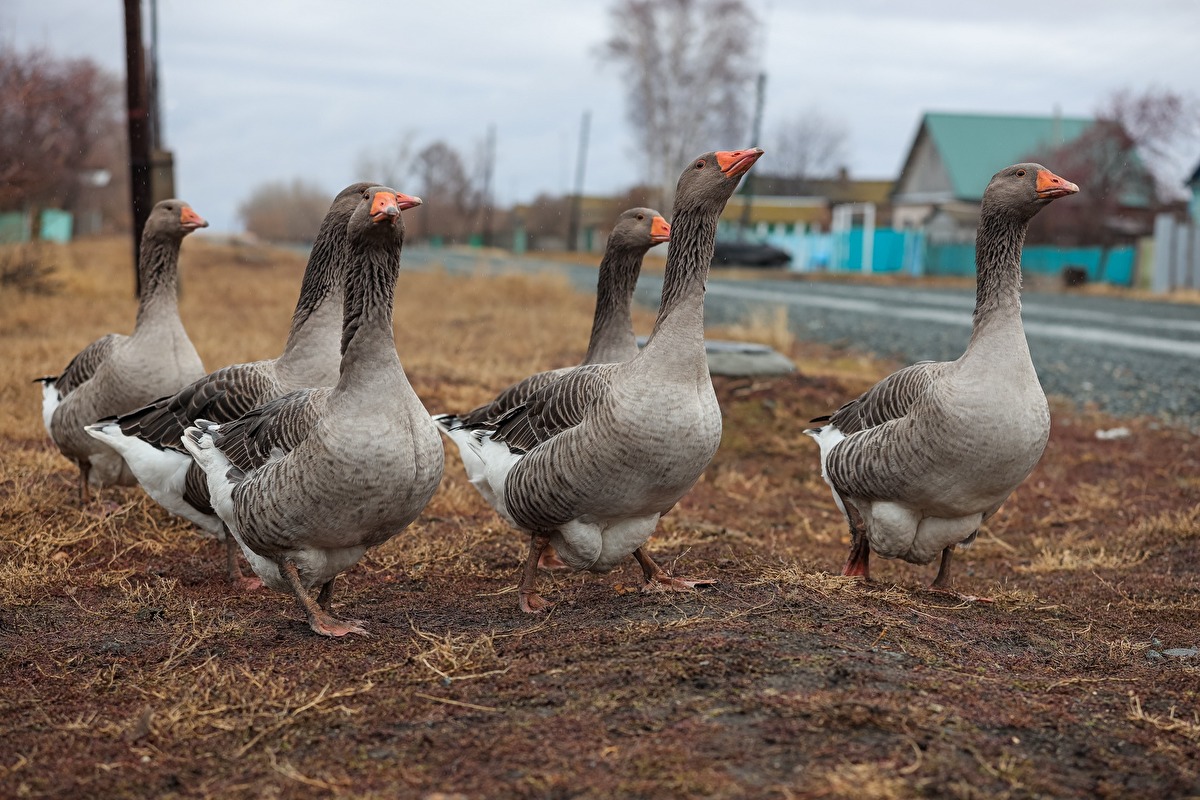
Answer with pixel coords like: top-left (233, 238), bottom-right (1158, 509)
top-left (971, 212), bottom-right (1026, 327)
top-left (134, 234), bottom-right (183, 327)
top-left (336, 234), bottom-right (402, 388)
top-left (583, 247), bottom-right (642, 363)
top-left (278, 227), bottom-right (348, 377)
top-left (646, 208), bottom-right (714, 345)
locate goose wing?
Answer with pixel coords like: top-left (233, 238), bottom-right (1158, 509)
top-left (209, 388), bottom-right (329, 473)
top-left (44, 333), bottom-right (123, 396)
top-left (455, 367), bottom-right (571, 428)
top-left (489, 363), bottom-right (619, 453)
top-left (115, 363), bottom-right (278, 452)
top-left (820, 361), bottom-right (947, 434)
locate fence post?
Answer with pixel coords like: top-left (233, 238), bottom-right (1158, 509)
top-left (1150, 214), bottom-right (1174, 293)
top-left (1174, 219), bottom-right (1192, 290)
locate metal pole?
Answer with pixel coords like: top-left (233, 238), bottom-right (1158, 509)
top-left (565, 110), bottom-right (590, 252)
top-left (480, 124), bottom-right (496, 247)
top-left (148, 0), bottom-right (162, 149)
top-left (124, 0), bottom-right (152, 295)
top-left (738, 72), bottom-right (767, 237)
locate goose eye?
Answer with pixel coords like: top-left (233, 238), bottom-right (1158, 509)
top-left (637, 214), bottom-right (644, 220)
top-left (1017, 169), bottom-right (1026, 177)
top-left (695, 160), bottom-right (705, 169)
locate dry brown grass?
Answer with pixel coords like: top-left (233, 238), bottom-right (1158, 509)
top-left (2, 236), bottom-right (1198, 799)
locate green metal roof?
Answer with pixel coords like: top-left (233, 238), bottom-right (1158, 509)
top-left (924, 112), bottom-right (1093, 200)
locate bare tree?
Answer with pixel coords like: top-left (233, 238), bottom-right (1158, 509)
top-left (769, 107), bottom-right (849, 184)
top-left (411, 140), bottom-right (485, 244)
top-left (1026, 87), bottom-right (1198, 277)
top-left (1097, 87), bottom-right (1200, 201)
top-left (238, 178), bottom-right (333, 243)
top-left (0, 48), bottom-right (126, 230)
top-left (599, 0), bottom-right (761, 206)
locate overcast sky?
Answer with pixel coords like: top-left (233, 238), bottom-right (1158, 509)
top-left (6, 1), bottom-right (1200, 231)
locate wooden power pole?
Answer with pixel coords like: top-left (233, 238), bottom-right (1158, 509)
top-left (738, 72), bottom-right (767, 236)
top-left (124, 0), bottom-right (153, 294)
top-left (565, 110), bottom-right (591, 252)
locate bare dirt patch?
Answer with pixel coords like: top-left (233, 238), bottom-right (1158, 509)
top-left (1, 238), bottom-right (1197, 798)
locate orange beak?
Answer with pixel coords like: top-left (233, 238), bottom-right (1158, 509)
top-left (369, 191), bottom-right (401, 223)
top-left (1036, 168), bottom-right (1079, 199)
top-left (650, 215), bottom-right (671, 244)
top-left (179, 206), bottom-right (208, 231)
top-left (715, 147), bottom-right (764, 179)
top-left (394, 192), bottom-right (422, 211)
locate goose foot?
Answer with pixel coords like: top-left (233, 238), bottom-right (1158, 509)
top-left (519, 534), bottom-right (556, 613)
top-left (842, 531), bottom-right (871, 580)
top-left (926, 545), bottom-right (990, 601)
top-left (633, 547), bottom-right (716, 593)
top-left (224, 535), bottom-right (263, 591)
top-left (520, 590), bottom-right (555, 614)
top-left (280, 561), bottom-right (368, 637)
top-left (537, 546), bottom-right (570, 571)
top-left (308, 611), bottom-right (370, 638)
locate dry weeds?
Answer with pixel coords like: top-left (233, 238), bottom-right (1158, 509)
top-left (1, 236), bottom-right (1198, 798)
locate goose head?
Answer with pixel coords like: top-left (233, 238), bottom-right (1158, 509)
top-left (147, 199), bottom-right (208, 238)
top-left (674, 148), bottom-right (764, 213)
top-left (347, 186), bottom-right (422, 242)
top-left (982, 163), bottom-right (1079, 222)
top-left (610, 207), bottom-right (671, 249)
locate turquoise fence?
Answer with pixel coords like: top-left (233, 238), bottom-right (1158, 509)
top-left (748, 225), bottom-right (1138, 286)
top-left (0, 209), bottom-right (74, 244)
top-left (921, 240), bottom-right (1135, 284)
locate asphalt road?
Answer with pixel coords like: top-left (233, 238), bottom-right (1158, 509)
top-left (405, 248), bottom-right (1200, 427)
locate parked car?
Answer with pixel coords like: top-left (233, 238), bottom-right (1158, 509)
top-left (711, 234), bottom-right (792, 268)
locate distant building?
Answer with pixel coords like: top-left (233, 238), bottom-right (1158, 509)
top-left (721, 169), bottom-right (895, 235)
top-left (891, 111), bottom-right (1154, 242)
top-left (1187, 160), bottom-right (1200, 224)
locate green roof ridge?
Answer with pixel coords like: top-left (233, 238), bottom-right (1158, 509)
top-left (923, 111), bottom-right (1093, 199)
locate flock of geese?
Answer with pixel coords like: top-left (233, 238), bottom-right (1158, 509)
top-left (37, 148), bottom-right (1079, 637)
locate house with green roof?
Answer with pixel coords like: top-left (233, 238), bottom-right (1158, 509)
top-left (892, 111), bottom-right (1098, 240)
top-left (1187, 160), bottom-right (1200, 224)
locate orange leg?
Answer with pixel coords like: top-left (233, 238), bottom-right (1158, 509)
top-left (519, 534), bottom-right (556, 613)
top-left (280, 561), bottom-right (367, 637)
top-left (633, 547), bottom-right (717, 592)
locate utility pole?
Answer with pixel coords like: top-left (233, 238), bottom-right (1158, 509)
top-left (479, 124), bottom-right (496, 247)
top-left (738, 71), bottom-right (767, 237)
top-left (565, 110), bottom-right (590, 252)
top-left (123, 0), bottom-right (152, 295)
top-left (148, 0), bottom-right (162, 149)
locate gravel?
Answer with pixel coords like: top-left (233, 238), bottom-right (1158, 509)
top-left (403, 248), bottom-right (1200, 428)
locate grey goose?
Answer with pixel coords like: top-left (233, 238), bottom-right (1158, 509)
top-left (433, 206), bottom-right (669, 569)
top-left (38, 199), bottom-right (208, 502)
top-left (183, 187), bottom-right (443, 637)
top-left (87, 183), bottom-right (370, 587)
top-left (805, 163), bottom-right (1079, 593)
top-left (454, 149), bottom-right (763, 612)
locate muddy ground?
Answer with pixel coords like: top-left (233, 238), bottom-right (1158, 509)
top-left (2, 240), bottom-right (1198, 798)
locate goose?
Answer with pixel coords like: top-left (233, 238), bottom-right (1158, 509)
top-left (432, 206), bottom-right (669, 568)
top-left (86, 183), bottom-right (370, 587)
top-left (434, 206), bottom-right (670, 430)
top-left (804, 163), bottom-right (1079, 594)
top-left (453, 148), bottom-right (763, 612)
top-left (182, 186), bottom-right (443, 637)
top-left (39, 199), bottom-right (208, 502)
